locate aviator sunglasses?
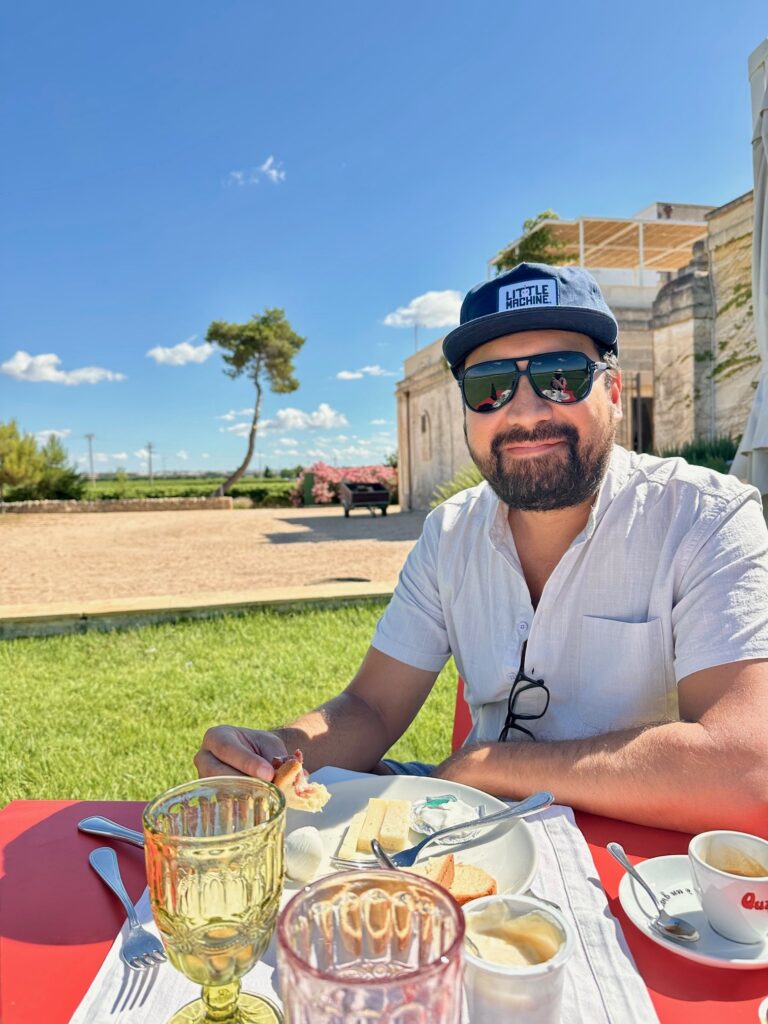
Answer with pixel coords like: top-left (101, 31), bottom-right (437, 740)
top-left (459, 350), bottom-right (609, 413)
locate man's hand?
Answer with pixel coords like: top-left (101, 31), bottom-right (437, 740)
top-left (194, 726), bottom-right (288, 781)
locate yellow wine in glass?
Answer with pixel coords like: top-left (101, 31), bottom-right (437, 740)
top-left (144, 776), bottom-right (286, 1024)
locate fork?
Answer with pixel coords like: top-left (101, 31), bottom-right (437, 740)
top-left (372, 790), bottom-right (554, 869)
top-left (89, 847), bottom-right (167, 971)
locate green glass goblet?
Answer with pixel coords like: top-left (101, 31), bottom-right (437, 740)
top-left (144, 776), bottom-right (285, 1024)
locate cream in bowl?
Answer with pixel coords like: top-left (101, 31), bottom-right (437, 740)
top-left (462, 894), bottom-right (575, 1024)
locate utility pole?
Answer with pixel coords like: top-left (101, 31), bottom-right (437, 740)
top-left (84, 433), bottom-right (96, 484)
top-left (146, 441), bottom-right (155, 483)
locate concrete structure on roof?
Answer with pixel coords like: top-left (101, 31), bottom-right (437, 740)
top-left (396, 199), bottom-right (757, 510)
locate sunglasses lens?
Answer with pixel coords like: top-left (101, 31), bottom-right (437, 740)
top-left (529, 353), bottom-right (591, 404)
top-left (463, 366), bottom-right (518, 412)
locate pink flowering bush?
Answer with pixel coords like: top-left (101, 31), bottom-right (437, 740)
top-left (292, 462), bottom-right (398, 506)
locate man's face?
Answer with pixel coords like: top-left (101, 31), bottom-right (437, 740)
top-left (462, 329), bottom-right (622, 512)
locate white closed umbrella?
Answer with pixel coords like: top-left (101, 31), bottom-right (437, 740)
top-left (731, 40), bottom-right (768, 493)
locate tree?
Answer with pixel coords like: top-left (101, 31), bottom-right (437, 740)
top-left (0, 421), bottom-right (44, 503)
top-left (385, 451), bottom-right (398, 468)
top-left (494, 210), bottom-right (571, 274)
top-left (36, 434), bottom-right (86, 499)
top-left (206, 309), bottom-right (305, 496)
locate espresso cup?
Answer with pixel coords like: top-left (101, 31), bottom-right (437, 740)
top-left (688, 830), bottom-right (768, 944)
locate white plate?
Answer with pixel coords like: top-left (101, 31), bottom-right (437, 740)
top-left (284, 773), bottom-right (538, 897)
top-left (618, 854), bottom-right (768, 970)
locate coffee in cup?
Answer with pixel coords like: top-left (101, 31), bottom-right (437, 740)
top-left (689, 830), bottom-right (768, 944)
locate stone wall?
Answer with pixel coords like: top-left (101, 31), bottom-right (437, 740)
top-left (650, 192), bottom-right (757, 450)
top-left (397, 341), bottom-right (470, 510)
top-left (651, 242), bottom-right (713, 449)
top-left (0, 496), bottom-right (234, 514)
top-left (707, 192), bottom-right (760, 439)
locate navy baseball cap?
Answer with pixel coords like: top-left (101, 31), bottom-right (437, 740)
top-left (443, 262), bottom-right (618, 378)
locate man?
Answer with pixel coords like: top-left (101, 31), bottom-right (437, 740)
top-left (196, 262), bottom-right (768, 833)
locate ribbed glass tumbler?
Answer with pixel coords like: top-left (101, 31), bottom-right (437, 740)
top-left (276, 869), bottom-right (465, 1024)
top-left (144, 776), bottom-right (286, 1024)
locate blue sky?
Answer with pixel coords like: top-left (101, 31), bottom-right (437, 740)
top-left (1, 1), bottom-right (764, 474)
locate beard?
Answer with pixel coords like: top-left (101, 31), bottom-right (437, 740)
top-left (465, 416), bottom-right (616, 511)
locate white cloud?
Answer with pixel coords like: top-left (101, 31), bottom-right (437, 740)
top-left (2, 351), bottom-right (126, 385)
top-left (383, 289), bottom-right (461, 329)
top-left (176, 449), bottom-right (189, 460)
top-left (337, 364), bottom-right (395, 380)
top-left (274, 403), bottom-right (348, 431)
top-left (146, 336), bottom-right (213, 366)
top-left (306, 449), bottom-right (329, 458)
top-left (112, 452), bottom-right (128, 461)
top-left (134, 448), bottom-right (149, 460)
top-left (260, 155), bottom-right (286, 183)
top-left (33, 428), bottom-right (71, 443)
top-left (279, 438), bottom-right (297, 446)
top-left (217, 408), bottom-right (252, 421)
top-left (370, 419), bottom-right (389, 426)
top-left (201, 453), bottom-right (210, 459)
top-left (224, 156), bottom-right (286, 187)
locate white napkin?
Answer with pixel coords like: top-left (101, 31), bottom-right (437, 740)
top-left (70, 768), bottom-right (658, 1023)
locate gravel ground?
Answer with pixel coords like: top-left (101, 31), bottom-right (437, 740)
top-left (0, 505), bottom-right (427, 606)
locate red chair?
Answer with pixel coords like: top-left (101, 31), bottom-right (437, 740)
top-left (451, 677), bottom-right (472, 751)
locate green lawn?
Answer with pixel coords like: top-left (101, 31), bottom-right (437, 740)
top-left (0, 602), bottom-right (457, 806)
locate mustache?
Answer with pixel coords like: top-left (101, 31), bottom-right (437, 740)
top-left (490, 422), bottom-right (579, 456)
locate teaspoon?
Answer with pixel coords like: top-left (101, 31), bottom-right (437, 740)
top-left (607, 842), bottom-right (699, 942)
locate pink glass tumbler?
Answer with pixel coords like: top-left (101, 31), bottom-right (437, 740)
top-left (276, 869), bottom-right (465, 1024)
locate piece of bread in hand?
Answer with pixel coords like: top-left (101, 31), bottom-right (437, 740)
top-left (448, 863), bottom-right (498, 906)
top-left (272, 750), bottom-right (330, 812)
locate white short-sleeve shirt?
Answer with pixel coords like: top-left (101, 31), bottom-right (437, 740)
top-left (371, 446), bottom-right (768, 743)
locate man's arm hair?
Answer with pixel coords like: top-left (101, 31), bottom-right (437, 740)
top-left (433, 659), bottom-right (768, 834)
top-left (271, 646), bottom-right (439, 775)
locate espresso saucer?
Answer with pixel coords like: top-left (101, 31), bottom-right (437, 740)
top-left (618, 854), bottom-right (768, 970)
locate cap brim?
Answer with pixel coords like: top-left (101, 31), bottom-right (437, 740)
top-left (444, 307), bottom-right (618, 377)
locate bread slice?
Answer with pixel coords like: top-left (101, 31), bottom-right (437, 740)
top-left (272, 750), bottom-right (331, 812)
top-left (409, 853), bottom-right (455, 889)
top-left (448, 863), bottom-right (498, 906)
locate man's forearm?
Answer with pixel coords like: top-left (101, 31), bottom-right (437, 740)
top-left (433, 721), bottom-right (766, 834)
top-left (273, 692), bottom-right (392, 775)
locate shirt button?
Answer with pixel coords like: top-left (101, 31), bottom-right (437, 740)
top-left (517, 621), bottom-right (529, 634)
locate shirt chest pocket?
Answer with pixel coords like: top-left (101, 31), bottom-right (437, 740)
top-left (577, 616), bottom-right (669, 732)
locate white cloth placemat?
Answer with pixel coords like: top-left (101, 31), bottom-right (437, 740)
top-left (70, 767), bottom-right (658, 1023)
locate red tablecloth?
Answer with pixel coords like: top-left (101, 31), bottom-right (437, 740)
top-left (1, 800), bottom-right (767, 1023)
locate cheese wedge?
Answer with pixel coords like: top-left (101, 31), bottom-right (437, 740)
top-left (337, 811), bottom-right (366, 860)
top-left (378, 799), bottom-right (411, 852)
top-left (356, 798), bottom-right (389, 853)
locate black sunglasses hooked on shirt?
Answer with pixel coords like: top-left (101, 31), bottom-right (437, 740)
top-left (459, 350), bottom-right (609, 413)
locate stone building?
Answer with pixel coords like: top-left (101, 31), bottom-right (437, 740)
top-left (397, 199), bottom-right (758, 510)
